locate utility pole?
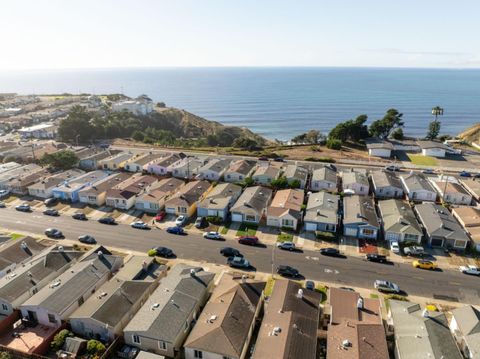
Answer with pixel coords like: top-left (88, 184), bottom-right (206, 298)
top-left (432, 106), bottom-right (444, 122)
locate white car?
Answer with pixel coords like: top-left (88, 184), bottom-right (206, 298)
top-left (374, 280), bottom-right (400, 293)
top-left (390, 241), bottom-right (400, 254)
top-left (175, 215), bottom-right (187, 226)
top-left (203, 231), bottom-right (223, 240)
top-left (459, 265), bottom-right (480, 276)
top-left (276, 241), bottom-right (296, 251)
top-left (130, 221), bottom-right (149, 230)
top-left (0, 189), bottom-right (10, 198)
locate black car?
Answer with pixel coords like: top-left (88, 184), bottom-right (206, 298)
top-left (98, 217), bottom-right (116, 225)
top-left (78, 235), bottom-right (96, 244)
top-left (72, 213), bottom-right (87, 220)
top-left (43, 209), bottom-right (59, 216)
top-left (45, 228), bottom-right (63, 238)
top-left (277, 265), bottom-right (300, 278)
top-left (220, 247), bottom-right (242, 257)
top-left (320, 247), bottom-right (341, 256)
top-left (366, 254), bottom-right (388, 263)
top-left (325, 163), bottom-right (337, 171)
top-left (44, 198), bottom-right (58, 206)
top-left (273, 157), bottom-right (285, 162)
top-left (153, 246), bottom-right (174, 258)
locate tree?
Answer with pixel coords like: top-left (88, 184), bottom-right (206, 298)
top-left (369, 109), bottom-right (404, 139)
top-left (426, 120), bottom-right (441, 140)
top-left (328, 115), bottom-right (369, 143)
top-left (132, 130), bottom-right (145, 142)
top-left (289, 179), bottom-right (301, 189)
top-left (243, 177), bottom-right (254, 187)
top-left (57, 106), bottom-right (95, 143)
top-left (232, 137), bottom-right (258, 149)
top-left (51, 329), bottom-right (73, 350)
top-left (86, 340), bottom-right (106, 356)
top-left (391, 128), bottom-right (404, 140)
top-left (40, 150), bottom-right (78, 170)
top-left (326, 138), bottom-right (342, 150)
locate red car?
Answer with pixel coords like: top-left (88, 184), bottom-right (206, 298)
top-left (154, 211), bottom-right (166, 222)
top-left (238, 236), bottom-right (259, 246)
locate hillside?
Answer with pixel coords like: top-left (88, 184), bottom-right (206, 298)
top-left (458, 123), bottom-right (480, 143)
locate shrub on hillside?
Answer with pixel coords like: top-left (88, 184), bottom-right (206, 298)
top-left (326, 138), bottom-right (342, 150)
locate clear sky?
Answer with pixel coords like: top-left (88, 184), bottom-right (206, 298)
top-left (1, 0), bottom-right (479, 70)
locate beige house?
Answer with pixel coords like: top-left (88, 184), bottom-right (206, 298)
top-left (431, 180), bottom-right (472, 205)
top-left (283, 164), bottom-right (309, 189)
top-left (98, 152), bottom-right (135, 171)
top-left (266, 189), bottom-right (305, 229)
top-left (78, 173), bottom-right (132, 206)
top-left (252, 165), bottom-right (281, 185)
top-left (230, 186), bottom-right (273, 224)
top-left (163, 180), bottom-right (212, 217)
top-left (452, 206), bottom-right (480, 251)
top-left (135, 177), bottom-right (185, 213)
top-left (124, 153), bottom-right (161, 173)
top-left (105, 175), bottom-right (158, 210)
top-left (310, 167), bottom-right (338, 192)
top-left (224, 160), bottom-right (256, 183)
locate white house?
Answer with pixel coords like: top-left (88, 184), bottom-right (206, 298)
top-left (144, 153), bottom-right (183, 176)
top-left (400, 173), bottom-right (437, 202)
top-left (370, 170), bottom-right (404, 199)
top-left (430, 179), bottom-right (472, 205)
top-left (341, 170), bottom-right (369, 195)
top-left (365, 138), bottom-right (393, 158)
top-left (417, 140), bottom-right (449, 158)
top-left (266, 189), bottom-right (304, 230)
top-left (310, 167), bottom-right (337, 192)
top-left (18, 123), bottom-right (57, 139)
top-left (196, 158), bottom-right (231, 181)
top-left (112, 95), bottom-right (153, 116)
top-left (224, 160), bottom-right (256, 183)
top-left (170, 157), bottom-right (206, 179)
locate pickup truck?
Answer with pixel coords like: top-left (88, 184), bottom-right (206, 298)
top-left (403, 246), bottom-right (426, 257)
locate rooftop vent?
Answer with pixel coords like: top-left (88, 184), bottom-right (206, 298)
top-left (190, 269), bottom-right (196, 277)
top-left (151, 303), bottom-right (160, 310)
top-left (296, 289), bottom-right (303, 299)
top-left (357, 297), bottom-right (364, 310)
top-left (422, 309), bottom-right (429, 318)
top-left (50, 280), bottom-right (61, 288)
top-left (342, 339), bottom-right (352, 348)
top-left (208, 315), bottom-right (218, 323)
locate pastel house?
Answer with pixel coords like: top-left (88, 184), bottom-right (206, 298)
top-left (52, 170), bottom-right (111, 202)
top-left (196, 182), bottom-right (242, 220)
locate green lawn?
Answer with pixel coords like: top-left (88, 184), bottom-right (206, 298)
top-left (316, 285), bottom-right (328, 304)
top-left (370, 293), bottom-right (379, 299)
top-left (277, 232), bottom-right (294, 243)
top-left (264, 276), bottom-right (276, 296)
top-left (9, 233), bottom-right (24, 240)
top-left (407, 154), bottom-right (438, 166)
top-left (236, 223), bottom-right (258, 237)
top-left (220, 225), bottom-right (230, 235)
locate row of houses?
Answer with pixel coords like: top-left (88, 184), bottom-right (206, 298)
top-left (366, 138), bottom-right (456, 158)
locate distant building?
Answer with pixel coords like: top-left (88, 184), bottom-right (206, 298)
top-left (18, 123), bottom-right (57, 139)
top-left (365, 138), bottom-right (393, 158)
top-left (112, 95), bottom-right (153, 116)
top-left (417, 140), bottom-right (450, 158)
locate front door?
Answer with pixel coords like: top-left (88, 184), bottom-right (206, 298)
top-left (27, 310), bottom-right (37, 322)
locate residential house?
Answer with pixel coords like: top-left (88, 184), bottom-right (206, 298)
top-left (343, 195), bottom-right (379, 239)
top-left (196, 158), bottom-right (231, 181)
top-left (52, 170), bottom-right (111, 202)
top-left (98, 152), bottom-right (135, 171)
top-left (327, 287), bottom-right (389, 359)
top-left (378, 200), bottom-right (422, 243)
top-left (400, 173), bottom-right (437, 202)
top-left (266, 189), bottom-right (304, 229)
top-left (196, 182), bottom-right (242, 220)
top-left (460, 179), bottom-right (480, 202)
top-left (19, 249), bottom-right (123, 327)
top-left (388, 300), bottom-right (462, 359)
top-left (123, 264), bottom-right (215, 357)
top-left (4, 168), bottom-right (50, 195)
top-left (252, 280), bottom-right (321, 359)
top-left (283, 164), bottom-right (308, 189)
top-left (105, 174), bottom-right (158, 210)
top-left (388, 139), bottom-right (420, 152)
top-left (112, 96), bottom-right (153, 116)
top-left (170, 157), bottom-right (206, 179)
top-left (371, 170), bottom-right (404, 199)
top-left (124, 153), bottom-right (161, 173)
top-left (224, 160), bottom-right (256, 183)
top-left (365, 138), bottom-right (393, 158)
top-left (415, 203), bottom-right (469, 250)
top-left (310, 167), bottom-right (338, 192)
top-left (304, 191), bottom-right (339, 232)
top-left (230, 186), bottom-right (273, 224)
top-left (79, 150), bottom-right (117, 171)
top-left (0, 162), bottom-right (21, 173)
top-left (0, 236), bottom-right (47, 279)
top-left (342, 170), bottom-right (369, 195)
top-left (449, 305), bottom-right (480, 359)
top-left (18, 123), bottom-right (57, 139)
top-left (164, 180), bottom-right (212, 217)
top-left (78, 173), bottom-right (132, 207)
top-left (417, 140), bottom-right (449, 158)
top-left (144, 153), bottom-right (183, 176)
top-left (0, 164), bottom-right (43, 192)
top-left (452, 207), bottom-right (480, 251)
top-left (252, 165), bottom-right (281, 185)
top-left (28, 169), bottom-right (84, 198)
top-left (184, 273), bottom-right (266, 359)
top-left (0, 246), bottom-right (83, 317)
top-left (135, 178), bottom-right (185, 213)
top-left (431, 180), bottom-right (472, 205)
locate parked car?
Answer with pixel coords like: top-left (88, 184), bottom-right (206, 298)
top-left (277, 265), bottom-right (300, 278)
top-left (320, 247), bottom-right (341, 256)
top-left (175, 215), bottom-right (187, 226)
top-left (227, 256), bottom-right (250, 269)
top-left (44, 198), bottom-right (58, 206)
top-left (374, 280), bottom-right (400, 293)
top-left (325, 163), bottom-right (337, 171)
top-left (154, 211), bottom-right (166, 222)
top-left (390, 241), bottom-right (400, 254)
top-left (15, 203), bottom-right (31, 212)
top-left (385, 165), bottom-right (401, 172)
top-left (220, 247), bottom-right (242, 257)
top-left (166, 226), bottom-right (185, 235)
top-left (203, 231), bottom-right (223, 240)
top-left (78, 235), bottom-right (96, 244)
top-left (403, 246), bottom-right (425, 257)
top-left (99, 143), bottom-right (110, 149)
top-left (0, 189), bottom-right (10, 198)
top-left (276, 241), bottom-right (296, 251)
top-left (412, 259), bottom-right (437, 270)
top-left (459, 265), bottom-right (480, 276)
top-left (151, 246), bottom-right (174, 258)
top-left (459, 170), bottom-right (472, 177)
top-left (305, 280), bottom-right (315, 291)
top-left (0, 202), bottom-right (5, 208)
top-left (258, 156), bottom-right (269, 161)
top-left (238, 236), bottom-right (259, 246)
top-left (130, 221), bottom-right (150, 230)
top-left (366, 254), bottom-right (388, 263)
top-left (98, 216), bottom-right (116, 225)
top-left (72, 212), bottom-right (87, 220)
top-left (45, 228), bottom-right (63, 238)
top-left (195, 216), bottom-right (208, 229)
top-left (273, 157), bottom-right (285, 162)
top-left (422, 169), bottom-right (435, 174)
top-left (43, 209), bottom-right (59, 216)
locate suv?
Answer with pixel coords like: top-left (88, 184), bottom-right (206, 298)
top-left (203, 231), bottom-right (223, 240)
top-left (403, 246), bottom-right (425, 257)
top-left (43, 209), bottom-right (59, 216)
top-left (220, 247), bottom-right (241, 257)
top-left (45, 228), bottom-right (63, 238)
top-left (72, 212), bottom-right (87, 220)
top-left (44, 198), bottom-right (58, 206)
top-left (385, 165), bottom-right (401, 172)
top-left (238, 236), bottom-right (259, 246)
top-left (15, 203), bottom-right (31, 212)
top-left (175, 215), bottom-right (187, 226)
top-left (277, 265), bottom-right (300, 278)
top-left (374, 280), bottom-right (400, 293)
top-left (227, 256), bottom-right (250, 269)
top-left (276, 242), bottom-right (296, 251)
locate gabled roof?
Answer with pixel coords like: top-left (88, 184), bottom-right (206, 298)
top-left (401, 173), bottom-right (436, 193)
top-left (136, 177), bottom-right (184, 202)
top-left (342, 170), bottom-right (369, 187)
top-left (150, 153), bottom-right (182, 168)
top-left (79, 173), bottom-right (131, 196)
top-left (371, 170), bottom-right (403, 189)
top-left (0, 236), bottom-right (46, 271)
top-left (125, 153), bottom-right (162, 166)
top-left (304, 192), bottom-right (339, 225)
top-left (416, 140), bottom-right (449, 150)
top-left (267, 189), bottom-right (304, 220)
top-left (226, 160), bottom-right (256, 176)
top-left (54, 170), bottom-right (110, 193)
top-left (98, 152), bottom-right (134, 165)
top-left (378, 200), bottom-right (422, 236)
top-left (197, 183), bottom-right (242, 210)
top-left (312, 167), bottom-right (337, 183)
top-left (28, 169), bottom-right (85, 191)
top-left (253, 165), bottom-right (281, 178)
top-left (198, 158), bottom-right (231, 174)
top-left (231, 186), bottom-right (272, 215)
top-left (434, 181), bottom-right (470, 196)
top-left (106, 175), bottom-right (157, 200)
top-left (283, 164), bottom-right (308, 182)
top-left (164, 180), bottom-right (211, 207)
top-left (343, 195), bottom-right (379, 228)
top-left (415, 203), bottom-right (469, 242)
top-left (184, 274), bottom-right (265, 358)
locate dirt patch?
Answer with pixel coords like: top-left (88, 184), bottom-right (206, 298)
top-left (358, 239), bottom-right (378, 254)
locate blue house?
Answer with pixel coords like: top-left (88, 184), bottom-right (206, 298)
top-left (343, 195), bottom-right (379, 239)
top-left (52, 170), bottom-right (110, 202)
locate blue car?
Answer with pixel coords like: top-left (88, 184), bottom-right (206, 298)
top-left (459, 171), bottom-right (472, 177)
top-left (166, 226), bottom-right (185, 235)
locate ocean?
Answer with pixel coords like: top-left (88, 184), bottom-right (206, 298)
top-left (0, 67), bottom-right (479, 141)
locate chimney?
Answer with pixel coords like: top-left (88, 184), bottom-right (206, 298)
top-left (296, 289), bottom-right (303, 299)
top-left (422, 309), bottom-right (429, 318)
top-left (190, 269), bottom-right (196, 276)
top-left (357, 297), bottom-right (364, 310)
top-left (241, 275), bottom-right (247, 283)
top-left (97, 251), bottom-right (103, 258)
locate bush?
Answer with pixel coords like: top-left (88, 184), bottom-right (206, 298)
top-left (0, 352), bottom-right (12, 359)
top-left (147, 249), bottom-right (157, 257)
top-left (87, 340), bottom-right (106, 356)
top-left (206, 216), bottom-right (223, 225)
top-left (51, 329), bottom-right (72, 350)
top-left (304, 157), bottom-right (336, 163)
top-left (385, 294), bottom-right (409, 301)
top-left (315, 231), bottom-right (336, 241)
top-left (326, 138), bottom-right (342, 150)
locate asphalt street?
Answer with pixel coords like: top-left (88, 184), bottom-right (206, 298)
top-left (0, 206), bottom-right (479, 304)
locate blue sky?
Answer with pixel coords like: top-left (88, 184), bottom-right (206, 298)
top-left (1, 0), bottom-right (478, 69)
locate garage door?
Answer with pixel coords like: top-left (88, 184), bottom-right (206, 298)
top-left (305, 222), bottom-right (317, 232)
top-left (386, 232), bottom-right (400, 241)
top-left (232, 213), bottom-right (243, 222)
top-left (431, 237), bottom-right (444, 247)
top-left (165, 207), bottom-right (176, 214)
top-left (344, 227), bottom-right (357, 237)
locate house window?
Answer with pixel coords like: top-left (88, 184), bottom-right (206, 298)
top-left (325, 224), bottom-right (335, 232)
top-left (48, 314), bottom-right (56, 324)
top-left (226, 175), bottom-right (231, 179)
top-left (194, 350), bottom-right (203, 359)
top-left (404, 233), bottom-right (418, 241)
top-left (158, 341), bottom-right (166, 350)
top-left (132, 335), bottom-right (141, 344)
top-left (179, 207), bottom-right (187, 214)
top-left (282, 219), bottom-right (294, 227)
top-left (1, 304), bottom-right (8, 311)
top-left (245, 215), bottom-right (256, 222)
top-left (379, 188), bottom-right (383, 193)
top-left (362, 228), bottom-right (375, 236)
top-left (239, 175), bottom-right (243, 180)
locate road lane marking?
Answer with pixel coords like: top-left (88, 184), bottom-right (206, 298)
top-left (449, 281), bottom-right (461, 286)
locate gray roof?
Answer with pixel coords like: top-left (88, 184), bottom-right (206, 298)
top-left (343, 195), bottom-right (379, 228)
top-left (401, 173), bottom-right (436, 193)
top-left (197, 183), bottom-right (242, 210)
top-left (312, 167), bottom-right (337, 183)
top-left (378, 200), bottom-right (422, 236)
top-left (28, 169), bottom-right (85, 191)
top-left (365, 138), bottom-right (394, 150)
top-left (198, 158), bottom-right (231, 174)
top-left (416, 140), bottom-right (450, 150)
top-left (231, 186), bottom-right (273, 215)
top-left (152, 154), bottom-right (182, 168)
top-left (124, 264), bottom-right (214, 343)
top-left (451, 305), bottom-right (480, 358)
top-left (415, 203), bottom-right (470, 242)
top-left (0, 237), bottom-right (47, 271)
top-left (342, 170), bottom-right (369, 187)
top-left (226, 160), bottom-right (256, 176)
top-left (371, 170), bottom-right (403, 190)
top-left (389, 300), bottom-right (462, 359)
top-left (79, 172), bottom-right (131, 196)
top-left (284, 164), bottom-right (308, 182)
top-left (304, 192), bottom-right (339, 225)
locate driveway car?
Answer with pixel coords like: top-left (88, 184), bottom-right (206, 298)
top-left (273, 157), bottom-right (285, 162)
top-left (152, 246), bottom-right (174, 258)
top-left (195, 216), bottom-right (208, 229)
top-left (390, 241), bottom-right (400, 254)
top-left (43, 209), bottom-right (59, 216)
top-left (459, 265), bottom-right (480, 276)
top-left (238, 236), bottom-right (259, 246)
top-left (154, 211), bottom-right (166, 222)
top-left (0, 202), bottom-right (5, 208)
top-left (44, 198), bottom-right (58, 206)
top-left (72, 213), bottom-right (87, 220)
top-left (203, 231), bottom-right (223, 240)
top-left (130, 221), bottom-right (150, 230)
top-left (276, 241), bottom-right (296, 251)
top-left (175, 215), bottom-right (187, 226)
top-left (277, 265), bottom-right (300, 278)
top-left (166, 226), bottom-right (185, 235)
top-left (78, 235), bottom-right (96, 244)
top-left (366, 254), bottom-right (388, 263)
top-left (220, 247), bottom-right (242, 257)
top-left (305, 280), bottom-right (315, 291)
top-left (45, 228), bottom-right (63, 238)
top-left (374, 280), bottom-right (400, 293)
top-left (0, 189), bottom-right (9, 198)
top-left (15, 203), bottom-right (31, 212)
top-left (385, 165), bottom-right (401, 172)
top-left (227, 256), bottom-right (250, 269)
top-left (98, 217), bottom-right (116, 225)
top-left (403, 246), bottom-right (425, 257)
top-left (422, 169), bottom-right (435, 174)
top-left (412, 259), bottom-right (437, 270)
top-left (325, 164), bottom-right (337, 171)
top-left (320, 247), bottom-right (340, 256)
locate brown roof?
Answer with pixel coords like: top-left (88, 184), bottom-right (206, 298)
top-left (436, 181), bottom-right (470, 196)
top-left (252, 280), bottom-right (321, 359)
top-left (267, 189), bottom-right (305, 219)
top-left (452, 206), bottom-right (480, 243)
top-left (106, 175), bottom-right (157, 200)
top-left (137, 177), bottom-right (184, 202)
top-left (165, 180), bottom-right (211, 207)
top-left (79, 173), bottom-right (131, 196)
top-left (227, 160), bottom-right (256, 176)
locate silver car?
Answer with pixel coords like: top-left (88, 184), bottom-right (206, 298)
top-left (374, 280), bottom-right (400, 293)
